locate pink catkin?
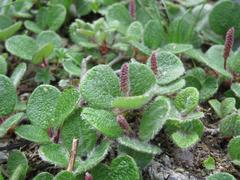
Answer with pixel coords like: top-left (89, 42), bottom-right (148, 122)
top-left (150, 52), bottom-right (158, 75)
top-left (117, 115), bottom-right (130, 131)
top-left (85, 172), bottom-right (93, 180)
top-left (129, 0), bottom-right (136, 21)
top-left (120, 63), bottom-right (129, 95)
top-left (223, 27), bottom-right (235, 70)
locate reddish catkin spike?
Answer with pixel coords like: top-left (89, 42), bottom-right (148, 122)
top-left (120, 63), bottom-right (129, 95)
top-left (117, 115), bottom-right (130, 131)
top-left (85, 172), bottom-right (93, 180)
top-left (150, 52), bottom-right (158, 75)
top-left (223, 27), bottom-right (235, 70)
top-left (129, 0), bottom-right (136, 21)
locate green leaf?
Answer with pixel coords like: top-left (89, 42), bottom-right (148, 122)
top-left (10, 165), bottom-right (25, 180)
top-left (118, 136), bottom-right (161, 155)
top-left (129, 60), bottom-right (156, 95)
top-left (25, 4), bottom-right (66, 32)
top-left (228, 136), bottom-right (240, 166)
top-left (24, 20), bottom-right (43, 33)
top-left (7, 150), bottom-right (28, 180)
top-left (170, 119), bottom-right (204, 148)
top-left (0, 75), bottom-right (17, 117)
top-left (53, 88), bottom-right (80, 127)
top-left (130, 41), bottom-right (151, 55)
top-left (203, 156), bottom-right (215, 170)
top-left (0, 22), bottom-right (22, 41)
top-left (33, 172), bottom-right (53, 180)
top-left (36, 30), bottom-right (62, 48)
top-left (61, 110), bottom-right (97, 156)
top-left (162, 43), bottom-right (193, 54)
top-left (0, 55), bottom-right (7, 75)
top-left (112, 95), bottom-right (150, 110)
top-left (220, 114), bottom-right (240, 137)
top-left (207, 172), bottom-right (236, 180)
top-left (205, 45), bottom-right (232, 78)
top-left (39, 143), bottom-right (69, 167)
top-left (228, 51), bottom-right (240, 73)
top-left (74, 140), bottom-right (111, 174)
top-left (144, 20), bottom-right (165, 49)
top-left (0, 113), bottom-right (23, 137)
top-left (209, 0), bottom-right (240, 37)
top-left (221, 98), bottom-right (236, 118)
top-left (118, 145), bottom-right (153, 168)
top-left (174, 87), bottom-right (199, 114)
top-left (185, 68), bottom-right (218, 102)
top-left (147, 51), bottom-right (185, 85)
top-left (157, 79), bottom-right (186, 95)
top-left (81, 107), bottom-right (123, 138)
top-left (139, 96), bottom-right (171, 141)
top-left (54, 171), bottom-right (75, 180)
top-left (27, 85), bottom-right (60, 129)
top-left (62, 60), bottom-right (81, 76)
top-left (171, 131), bottom-right (199, 148)
top-left (80, 65), bottom-right (121, 109)
top-left (106, 3), bottom-right (131, 33)
top-left (231, 83), bottom-right (240, 98)
top-left (15, 125), bottom-right (51, 144)
top-left (32, 43), bottom-right (54, 64)
top-left (10, 63), bottom-right (27, 87)
top-left (165, 119), bottom-right (204, 148)
top-left (209, 99), bottom-right (222, 118)
top-left (5, 35), bottom-right (39, 61)
top-left (126, 21), bottom-right (143, 41)
top-left (92, 155), bottom-right (139, 180)
top-left (184, 48), bottom-right (232, 78)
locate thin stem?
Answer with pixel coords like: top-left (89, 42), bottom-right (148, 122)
top-left (80, 55), bottom-right (92, 80)
top-left (108, 53), bottom-right (125, 67)
top-left (67, 138), bottom-right (79, 172)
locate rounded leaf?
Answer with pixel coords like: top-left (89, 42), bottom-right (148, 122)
top-left (7, 150), bottom-right (28, 178)
top-left (174, 87), bottom-right (199, 114)
top-left (54, 171), bottom-right (75, 180)
top-left (147, 51), bottom-right (185, 85)
top-left (5, 35), bottom-right (38, 60)
top-left (106, 3), bottom-right (131, 33)
top-left (61, 110), bottom-right (97, 156)
top-left (112, 95), bottom-right (150, 110)
top-left (15, 125), bottom-right (51, 144)
top-left (129, 60), bottom-right (156, 95)
top-left (39, 143), bottom-right (69, 167)
top-left (80, 65), bottom-right (121, 109)
top-left (144, 20), bottom-right (165, 49)
top-left (81, 107), bottom-right (123, 138)
top-left (139, 96), bottom-right (171, 141)
top-left (209, 0), bottom-right (240, 37)
top-left (27, 85), bottom-right (60, 129)
top-left (33, 172), bottom-right (53, 180)
top-left (228, 136), bottom-right (240, 166)
top-left (220, 114), bottom-right (240, 137)
top-left (0, 113), bottom-right (24, 137)
top-left (118, 136), bottom-right (161, 155)
top-left (207, 172), bottom-right (236, 180)
top-left (74, 140), bottom-right (111, 174)
top-left (0, 75), bottom-right (17, 117)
